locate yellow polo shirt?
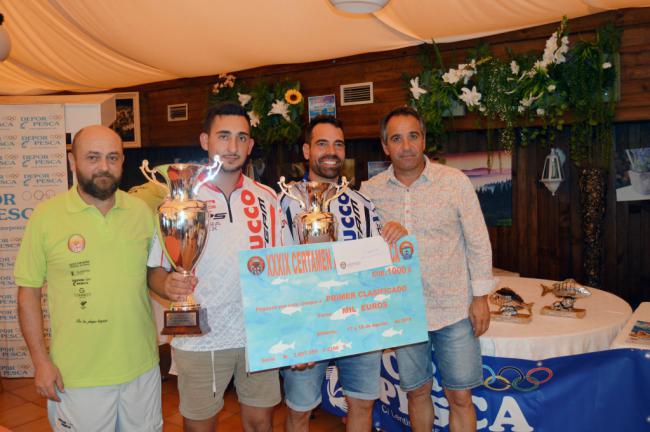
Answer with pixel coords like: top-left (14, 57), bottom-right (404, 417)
top-left (14, 187), bottom-right (158, 388)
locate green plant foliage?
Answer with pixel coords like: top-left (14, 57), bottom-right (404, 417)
top-left (207, 75), bottom-right (305, 154)
top-left (405, 17), bottom-right (621, 171)
top-left (562, 23), bottom-right (621, 168)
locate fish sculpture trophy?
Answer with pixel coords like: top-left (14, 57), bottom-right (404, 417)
top-left (140, 156), bottom-right (222, 334)
top-left (489, 287), bottom-right (533, 323)
top-left (540, 278), bottom-right (592, 318)
top-left (278, 177), bottom-right (349, 244)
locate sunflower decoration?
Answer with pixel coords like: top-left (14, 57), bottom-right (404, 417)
top-left (284, 89), bottom-right (303, 105)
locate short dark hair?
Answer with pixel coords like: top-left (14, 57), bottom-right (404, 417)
top-left (203, 102), bottom-right (251, 133)
top-left (380, 106), bottom-right (426, 143)
top-left (305, 115), bottom-right (343, 144)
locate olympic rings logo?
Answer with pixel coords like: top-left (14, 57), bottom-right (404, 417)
top-left (482, 365), bottom-right (553, 392)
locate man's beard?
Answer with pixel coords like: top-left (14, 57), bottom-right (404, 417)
top-left (311, 156), bottom-right (342, 180)
top-left (77, 171), bottom-right (120, 200)
top-left (218, 154), bottom-right (246, 173)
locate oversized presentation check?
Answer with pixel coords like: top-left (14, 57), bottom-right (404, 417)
top-left (240, 236), bottom-right (428, 372)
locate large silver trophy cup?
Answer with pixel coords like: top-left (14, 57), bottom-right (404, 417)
top-left (278, 177), bottom-right (348, 244)
top-left (140, 156), bottom-right (222, 335)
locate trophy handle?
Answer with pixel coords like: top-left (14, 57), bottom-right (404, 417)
top-left (192, 155), bottom-right (223, 196)
top-left (278, 176), bottom-right (307, 210)
top-left (140, 160), bottom-right (170, 194)
top-left (323, 176), bottom-right (349, 209)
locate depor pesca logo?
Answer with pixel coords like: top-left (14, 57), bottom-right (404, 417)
top-left (0, 345), bottom-right (29, 359)
top-left (21, 134), bottom-right (64, 149)
top-left (0, 235), bottom-right (22, 250)
top-left (20, 114), bottom-right (63, 129)
top-left (0, 153), bottom-right (18, 169)
top-left (0, 135), bottom-right (17, 149)
top-left (23, 171), bottom-right (66, 187)
top-left (0, 308), bottom-right (18, 322)
top-left (21, 189), bottom-right (56, 202)
top-left (0, 115), bottom-right (15, 129)
top-left (22, 152), bottom-right (65, 168)
top-left (247, 256), bottom-right (265, 275)
top-left (0, 255), bottom-right (15, 269)
top-left (0, 293), bottom-right (17, 305)
top-left (0, 173), bottom-right (19, 187)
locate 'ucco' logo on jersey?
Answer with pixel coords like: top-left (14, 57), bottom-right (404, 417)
top-left (241, 189), bottom-right (271, 249)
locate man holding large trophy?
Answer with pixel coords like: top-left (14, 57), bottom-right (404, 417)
top-left (279, 116), bottom-right (405, 432)
top-left (147, 103), bottom-right (286, 432)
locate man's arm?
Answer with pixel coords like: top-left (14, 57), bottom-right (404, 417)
top-left (18, 286), bottom-right (63, 401)
top-left (457, 174), bottom-right (496, 336)
top-left (147, 267), bottom-right (195, 302)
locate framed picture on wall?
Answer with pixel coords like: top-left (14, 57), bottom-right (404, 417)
top-left (112, 92), bottom-right (141, 148)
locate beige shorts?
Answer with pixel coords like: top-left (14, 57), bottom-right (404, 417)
top-left (173, 347), bottom-right (280, 420)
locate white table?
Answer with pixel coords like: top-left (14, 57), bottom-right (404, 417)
top-left (479, 276), bottom-right (632, 360)
top-left (610, 302), bottom-right (650, 350)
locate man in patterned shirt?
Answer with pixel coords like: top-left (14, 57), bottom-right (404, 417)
top-left (360, 106), bottom-right (496, 432)
top-left (147, 102), bottom-right (286, 432)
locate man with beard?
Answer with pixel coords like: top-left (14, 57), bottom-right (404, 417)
top-left (15, 125), bottom-right (161, 431)
top-left (147, 102), bottom-right (287, 432)
top-left (281, 115), bottom-right (402, 432)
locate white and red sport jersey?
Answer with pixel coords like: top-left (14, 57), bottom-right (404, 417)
top-left (147, 174), bottom-right (287, 351)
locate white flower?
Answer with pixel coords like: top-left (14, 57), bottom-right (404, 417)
top-left (537, 108), bottom-right (545, 116)
top-left (547, 84), bottom-right (556, 92)
top-left (248, 110), bottom-right (260, 128)
top-left (409, 77), bottom-right (428, 100)
top-left (520, 92), bottom-right (542, 108)
top-left (534, 59), bottom-right (549, 72)
top-left (602, 62), bottom-right (612, 69)
top-left (461, 69), bottom-right (475, 85)
top-left (268, 100), bottom-right (290, 122)
top-left (479, 105), bottom-right (486, 112)
top-left (518, 105), bottom-right (526, 113)
top-left (510, 61), bottom-right (520, 75)
top-left (238, 93), bottom-right (252, 107)
top-left (459, 86), bottom-right (482, 107)
top-left (442, 68), bottom-right (461, 84)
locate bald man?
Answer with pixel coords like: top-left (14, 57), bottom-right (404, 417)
top-left (15, 125), bottom-right (162, 431)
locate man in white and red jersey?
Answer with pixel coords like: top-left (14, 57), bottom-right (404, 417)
top-left (281, 115), bottom-right (405, 432)
top-left (147, 102), bottom-right (286, 432)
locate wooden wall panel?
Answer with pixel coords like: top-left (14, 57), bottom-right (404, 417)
top-left (114, 8), bottom-right (650, 308)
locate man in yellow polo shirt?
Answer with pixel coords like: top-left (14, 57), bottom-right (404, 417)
top-left (15, 125), bottom-right (161, 431)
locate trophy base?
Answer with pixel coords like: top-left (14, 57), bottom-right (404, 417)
top-left (540, 306), bottom-right (586, 318)
top-left (490, 311), bottom-right (532, 324)
top-left (161, 306), bottom-right (207, 335)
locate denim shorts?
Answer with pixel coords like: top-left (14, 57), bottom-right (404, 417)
top-left (282, 350), bottom-right (382, 412)
top-left (395, 318), bottom-right (482, 391)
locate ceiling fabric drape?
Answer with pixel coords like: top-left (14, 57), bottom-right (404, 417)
top-left (0, 0), bottom-right (648, 95)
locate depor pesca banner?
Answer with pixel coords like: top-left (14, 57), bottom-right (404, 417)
top-left (322, 348), bottom-right (650, 431)
top-left (0, 104), bottom-right (66, 377)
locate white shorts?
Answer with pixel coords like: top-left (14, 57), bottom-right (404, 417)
top-left (47, 366), bottom-right (162, 432)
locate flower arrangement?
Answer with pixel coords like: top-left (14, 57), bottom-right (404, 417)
top-left (208, 74), bottom-right (305, 153)
top-left (406, 17), bottom-right (621, 166)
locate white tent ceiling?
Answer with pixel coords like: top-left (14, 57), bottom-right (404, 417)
top-left (0, 0), bottom-right (648, 95)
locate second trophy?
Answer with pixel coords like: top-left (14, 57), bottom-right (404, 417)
top-left (278, 176), bottom-right (349, 244)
